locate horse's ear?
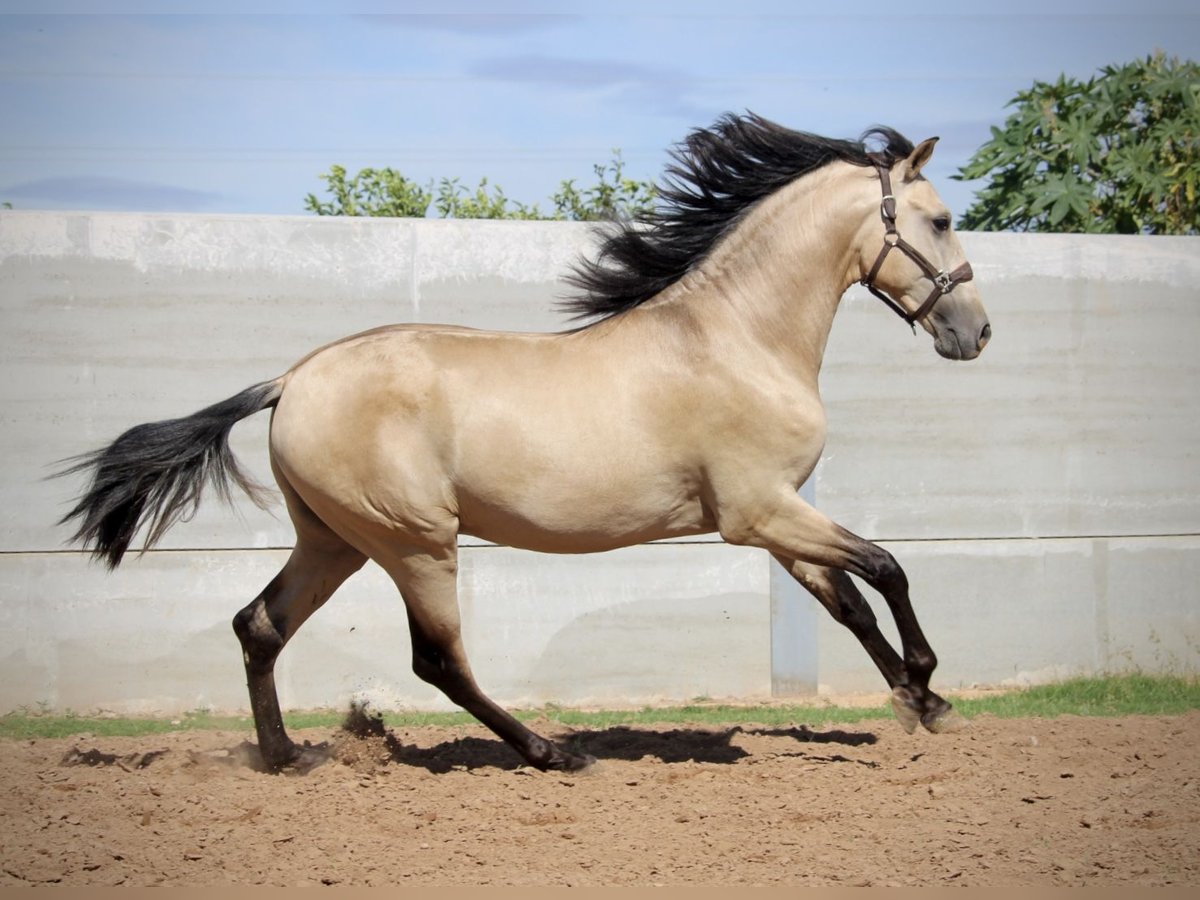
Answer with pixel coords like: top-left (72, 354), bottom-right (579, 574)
top-left (902, 137), bottom-right (939, 182)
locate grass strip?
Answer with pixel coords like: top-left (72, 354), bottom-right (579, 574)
top-left (1, 672), bottom-right (1195, 741)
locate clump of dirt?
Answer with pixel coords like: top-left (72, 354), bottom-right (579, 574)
top-left (60, 746), bottom-right (168, 771)
top-left (331, 701), bottom-right (405, 775)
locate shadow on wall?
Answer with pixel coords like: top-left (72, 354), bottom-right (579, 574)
top-left (525, 592), bottom-right (769, 706)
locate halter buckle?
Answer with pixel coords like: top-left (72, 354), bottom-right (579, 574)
top-left (866, 162), bottom-right (971, 329)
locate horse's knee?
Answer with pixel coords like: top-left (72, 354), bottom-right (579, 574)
top-left (837, 597), bottom-right (877, 636)
top-left (233, 598), bottom-right (284, 673)
top-left (810, 570), bottom-right (877, 637)
top-left (855, 543), bottom-right (908, 596)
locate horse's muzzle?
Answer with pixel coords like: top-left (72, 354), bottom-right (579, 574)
top-left (936, 320), bottom-right (991, 360)
top-left (978, 321), bottom-right (992, 351)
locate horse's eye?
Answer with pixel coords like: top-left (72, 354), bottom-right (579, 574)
top-left (933, 215), bottom-right (952, 233)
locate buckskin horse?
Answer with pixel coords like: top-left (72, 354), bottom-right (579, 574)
top-left (59, 113), bottom-right (990, 772)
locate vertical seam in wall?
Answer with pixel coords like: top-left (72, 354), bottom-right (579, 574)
top-left (1092, 538), bottom-right (1111, 671)
top-left (410, 223), bottom-right (421, 323)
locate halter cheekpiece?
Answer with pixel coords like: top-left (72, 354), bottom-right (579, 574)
top-left (861, 160), bottom-right (974, 330)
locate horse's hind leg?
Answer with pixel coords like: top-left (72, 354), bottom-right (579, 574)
top-left (380, 547), bottom-right (594, 772)
top-left (232, 484), bottom-right (366, 771)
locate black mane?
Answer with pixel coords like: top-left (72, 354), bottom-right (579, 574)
top-left (561, 112), bottom-right (914, 321)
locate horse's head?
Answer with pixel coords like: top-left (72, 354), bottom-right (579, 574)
top-left (858, 138), bottom-right (991, 361)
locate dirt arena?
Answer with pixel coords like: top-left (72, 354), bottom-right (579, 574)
top-left (2, 708), bottom-right (1197, 887)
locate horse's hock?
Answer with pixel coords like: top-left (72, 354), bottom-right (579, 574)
top-left (2, 205), bottom-right (1198, 718)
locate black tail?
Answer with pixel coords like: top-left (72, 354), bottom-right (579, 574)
top-left (55, 380), bottom-right (283, 569)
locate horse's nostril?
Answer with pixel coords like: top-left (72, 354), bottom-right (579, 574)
top-left (979, 322), bottom-right (992, 347)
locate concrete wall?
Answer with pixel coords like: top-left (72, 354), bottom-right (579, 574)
top-left (1, 211), bottom-right (1196, 714)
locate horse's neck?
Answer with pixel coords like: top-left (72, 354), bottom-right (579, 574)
top-left (649, 164), bottom-right (866, 382)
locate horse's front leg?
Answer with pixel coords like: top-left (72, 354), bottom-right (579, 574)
top-left (720, 489), bottom-right (965, 733)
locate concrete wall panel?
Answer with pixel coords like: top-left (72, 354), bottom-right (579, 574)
top-left (2, 211), bottom-right (1196, 713)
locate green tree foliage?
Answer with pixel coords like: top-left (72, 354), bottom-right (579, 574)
top-left (550, 153), bottom-right (657, 222)
top-left (305, 151), bottom-right (656, 221)
top-left (955, 53), bottom-right (1199, 234)
top-left (433, 176), bottom-right (542, 220)
top-left (304, 165), bottom-right (432, 217)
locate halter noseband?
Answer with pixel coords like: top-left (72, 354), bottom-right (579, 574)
top-left (861, 161), bottom-right (974, 330)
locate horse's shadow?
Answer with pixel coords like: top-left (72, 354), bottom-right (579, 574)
top-left (332, 712), bottom-right (880, 774)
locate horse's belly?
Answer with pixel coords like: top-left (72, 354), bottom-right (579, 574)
top-left (455, 474), bottom-right (715, 554)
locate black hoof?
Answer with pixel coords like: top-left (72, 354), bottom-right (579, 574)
top-left (547, 751), bottom-right (597, 773)
top-left (890, 687), bottom-right (921, 734)
top-left (525, 736), bottom-right (596, 773)
top-left (262, 740), bottom-right (331, 775)
top-left (922, 704), bottom-right (970, 734)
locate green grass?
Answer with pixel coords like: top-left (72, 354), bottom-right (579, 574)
top-left (954, 672), bottom-right (1200, 719)
top-left (1, 673), bottom-right (1195, 741)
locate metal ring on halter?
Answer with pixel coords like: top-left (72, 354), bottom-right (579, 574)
top-left (861, 162), bottom-right (973, 328)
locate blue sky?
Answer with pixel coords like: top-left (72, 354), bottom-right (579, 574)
top-left (1, 2), bottom-right (1197, 219)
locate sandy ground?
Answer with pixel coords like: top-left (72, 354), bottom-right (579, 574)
top-left (1, 709), bottom-right (1197, 887)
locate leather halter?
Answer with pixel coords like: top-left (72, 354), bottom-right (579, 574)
top-left (861, 161), bottom-right (974, 329)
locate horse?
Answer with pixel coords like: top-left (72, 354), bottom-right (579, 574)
top-left (58, 113), bottom-right (990, 773)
